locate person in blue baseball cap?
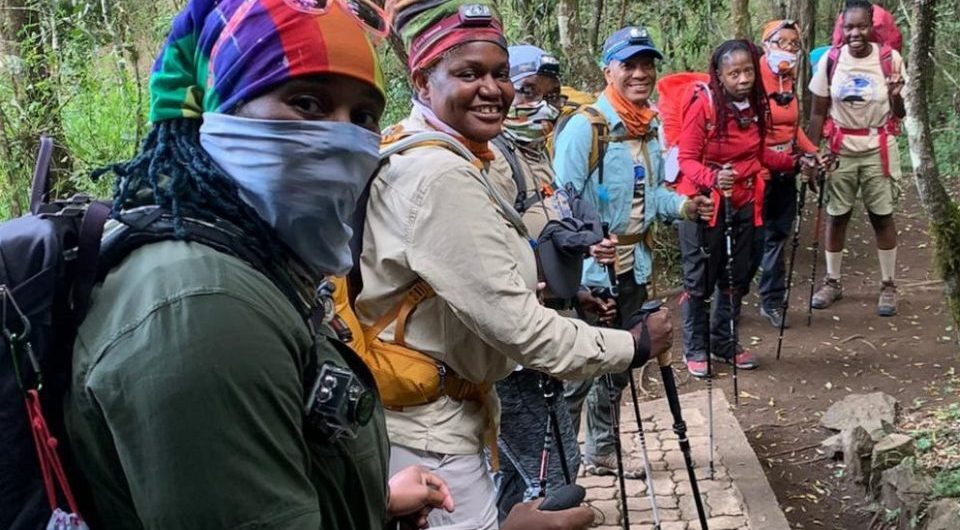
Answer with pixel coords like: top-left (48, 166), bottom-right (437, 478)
top-left (554, 26), bottom-right (713, 479)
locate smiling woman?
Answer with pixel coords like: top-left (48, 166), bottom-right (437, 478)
top-left (415, 41), bottom-right (514, 143)
top-left (354, 1), bottom-right (645, 529)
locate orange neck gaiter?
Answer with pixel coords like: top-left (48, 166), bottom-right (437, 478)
top-left (604, 84), bottom-right (658, 139)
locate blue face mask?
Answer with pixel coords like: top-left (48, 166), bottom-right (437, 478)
top-left (200, 113), bottom-right (381, 276)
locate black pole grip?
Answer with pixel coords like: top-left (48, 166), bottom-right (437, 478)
top-left (539, 484), bottom-right (586, 511)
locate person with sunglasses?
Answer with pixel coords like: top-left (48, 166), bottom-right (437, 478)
top-left (553, 26), bottom-right (712, 479)
top-left (356, 3), bottom-right (669, 528)
top-left (748, 20), bottom-right (822, 329)
top-left (62, 1), bottom-right (456, 528)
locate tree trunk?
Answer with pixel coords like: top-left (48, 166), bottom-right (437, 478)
top-left (797, 0), bottom-right (816, 124)
top-left (589, 0), bottom-right (604, 54)
top-left (732, 0), bottom-right (751, 39)
top-left (557, 0), bottom-right (602, 90)
top-left (0, 0), bottom-right (71, 197)
top-left (903, 0), bottom-right (960, 341)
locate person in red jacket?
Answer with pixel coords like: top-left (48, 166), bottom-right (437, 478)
top-left (748, 20), bottom-right (822, 329)
top-left (676, 39), bottom-right (800, 377)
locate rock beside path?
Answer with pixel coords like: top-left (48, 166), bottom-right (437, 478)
top-left (842, 425), bottom-right (875, 486)
top-left (879, 459), bottom-right (932, 526)
top-left (923, 498), bottom-right (960, 530)
top-left (820, 392), bottom-right (899, 438)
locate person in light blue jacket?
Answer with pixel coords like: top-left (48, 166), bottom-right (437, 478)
top-left (554, 25), bottom-right (711, 478)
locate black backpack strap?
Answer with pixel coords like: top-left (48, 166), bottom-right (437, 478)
top-left (491, 135), bottom-right (538, 213)
top-left (29, 136), bottom-right (54, 215)
top-left (72, 201), bottom-right (112, 321)
top-left (96, 207), bottom-right (314, 322)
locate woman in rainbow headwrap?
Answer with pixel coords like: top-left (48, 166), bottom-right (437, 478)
top-left (63, 0), bottom-right (453, 527)
top-left (355, 1), bottom-right (666, 528)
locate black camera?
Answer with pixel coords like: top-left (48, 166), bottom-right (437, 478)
top-left (305, 361), bottom-right (375, 441)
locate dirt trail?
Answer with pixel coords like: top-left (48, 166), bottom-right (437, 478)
top-left (653, 183), bottom-right (960, 529)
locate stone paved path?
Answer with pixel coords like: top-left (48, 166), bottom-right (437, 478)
top-left (576, 389), bottom-right (789, 530)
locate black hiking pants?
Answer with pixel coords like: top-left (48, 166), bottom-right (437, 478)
top-left (679, 200), bottom-right (754, 361)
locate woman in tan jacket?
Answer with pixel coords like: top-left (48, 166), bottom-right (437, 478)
top-left (355, 1), bottom-right (673, 528)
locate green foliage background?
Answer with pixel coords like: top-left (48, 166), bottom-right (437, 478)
top-left (1, 0), bottom-right (959, 221)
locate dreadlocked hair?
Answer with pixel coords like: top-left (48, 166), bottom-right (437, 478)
top-left (844, 0), bottom-right (874, 17)
top-left (92, 118), bottom-right (298, 284)
top-left (707, 39), bottom-right (769, 140)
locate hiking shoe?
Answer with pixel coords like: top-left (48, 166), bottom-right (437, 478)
top-left (878, 281), bottom-right (898, 317)
top-left (584, 452), bottom-right (645, 479)
top-left (811, 278), bottom-right (843, 309)
top-left (686, 358), bottom-right (710, 378)
top-left (760, 306), bottom-right (788, 329)
top-left (712, 349), bottom-right (759, 370)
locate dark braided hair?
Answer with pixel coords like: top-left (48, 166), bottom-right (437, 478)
top-left (707, 39), bottom-right (769, 140)
top-left (844, 0), bottom-right (874, 18)
top-left (92, 118), bottom-right (300, 286)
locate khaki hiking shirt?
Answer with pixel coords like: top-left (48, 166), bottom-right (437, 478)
top-left (357, 108), bottom-right (635, 455)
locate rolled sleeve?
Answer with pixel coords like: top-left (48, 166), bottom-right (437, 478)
top-left (406, 167), bottom-right (634, 380)
top-left (809, 53), bottom-right (830, 98)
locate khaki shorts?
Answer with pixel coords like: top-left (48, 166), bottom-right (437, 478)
top-left (826, 143), bottom-right (902, 217)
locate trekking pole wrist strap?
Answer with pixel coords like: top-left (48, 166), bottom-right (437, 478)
top-left (629, 319), bottom-right (651, 369)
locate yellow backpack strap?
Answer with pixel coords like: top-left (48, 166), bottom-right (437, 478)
top-left (381, 131), bottom-right (533, 244)
top-left (363, 278), bottom-right (435, 347)
top-left (581, 106), bottom-right (610, 185)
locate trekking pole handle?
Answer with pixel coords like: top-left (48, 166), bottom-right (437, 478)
top-left (718, 163), bottom-right (734, 198)
top-left (631, 299), bottom-right (673, 368)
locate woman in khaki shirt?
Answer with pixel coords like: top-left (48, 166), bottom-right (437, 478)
top-left (356, 2), bottom-right (673, 528)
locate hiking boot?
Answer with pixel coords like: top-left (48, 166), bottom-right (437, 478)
top-left (811, 278), bottom-right (843, 309)
top-left (760, 306), bottom-right (788, 329)
top-left (712, 348), bottom-right (759, 370)
top-left (686, 358), bottom-right (710, 378)
top-left (584, 452), bottom-right (646, 479)
top-left (878, 281), bottom-right (898, 317)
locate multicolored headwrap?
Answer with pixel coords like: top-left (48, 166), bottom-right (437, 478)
top-left (150, 0), bottom-right (385, 123)
top-left (391, 0), bottom-right (506, 73)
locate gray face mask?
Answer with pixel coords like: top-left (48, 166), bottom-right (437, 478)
top-left (200, 112), bottom-right (381, 276)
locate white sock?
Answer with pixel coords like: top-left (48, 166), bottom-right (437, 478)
top-left (878, 248), bottom-right (897, 283)
top-left (825, 251), bottom-right (843, 280)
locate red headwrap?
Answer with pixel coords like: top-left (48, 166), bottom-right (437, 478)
top-left (407, 10), bottom-right (506, 72)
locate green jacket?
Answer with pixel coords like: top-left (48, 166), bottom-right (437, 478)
top-left (65, 240), bottom-right (390, 529)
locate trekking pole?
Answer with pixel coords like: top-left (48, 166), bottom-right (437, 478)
top-left (603, 373), bottom-right (630, 530)
top-left (776, 178), bottom-right (808, 360)
top-left (697, 218), bottom-right (716, 480)
top-left (627, 366), bottom-right (661, 529)
top-left (649, 300), bottom-right (710, 530)
top-left (539, 375), bottom-right (572, 488)
top-left (721, 192), bottom-right (738, 407)
top-left (806, 167), bottom-right (828, 327)
top-left (599, 222), bottom-right (662, 527)
top-left (595, 223), bottom-right (629, 530)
